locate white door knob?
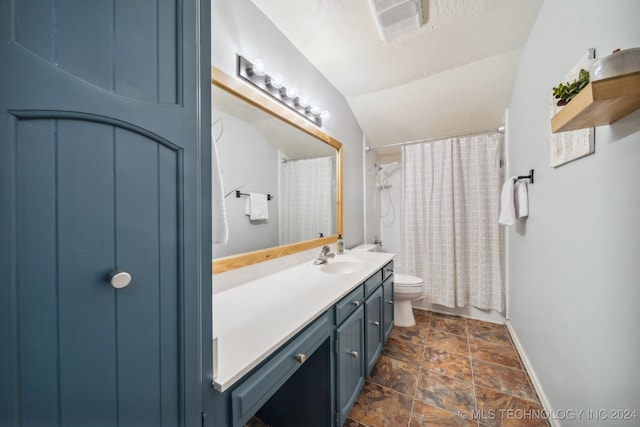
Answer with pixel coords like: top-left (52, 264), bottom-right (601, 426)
top-left (109, 270), bottom-right (132, 289)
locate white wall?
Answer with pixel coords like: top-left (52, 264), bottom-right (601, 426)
top-left (507, 0), bottom-right (640, 424)
top-left (212, 109), bottom-right (279, 258)
top-left (211, 0), bottom-right (365, 247)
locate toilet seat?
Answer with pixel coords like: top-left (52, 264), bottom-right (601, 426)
top-left (394, 273), bottom-right (423, 286)
top-left (393, 274), bottom-right (423, 295)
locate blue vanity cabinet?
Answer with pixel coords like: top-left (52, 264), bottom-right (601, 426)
top-left (383, 260), bottom-right (395, 280)
top-left (383, 273), bottom-right (395, 342)
top-left (335, 303), bottom-right (365, 426)
top-left (335, 285), bottom-right (365, 324)
top-left (334, 265), bottom-right (393, 426)
top-left (363, 270), bottom-right (384, 376)
top-left (223, 311), bottom-right (332, 427)
top-left (364, 285), bottom-right (384, 375)
top-left (210, 261), bottom-right (395, 427)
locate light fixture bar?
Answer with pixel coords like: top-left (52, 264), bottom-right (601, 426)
top-left (236, 55), bottom-right (329, 128)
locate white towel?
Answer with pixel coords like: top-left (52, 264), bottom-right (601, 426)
top-left (245, 193), bottom-right (269, 220)
top-left (515, 181), bottom-right (529, 218)
top-left (211, 142), bottom-right (228, 243)
top-left (499, 176), bottom-right (517, 226)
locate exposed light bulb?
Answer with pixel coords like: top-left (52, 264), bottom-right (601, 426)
top-left (247, 58), bottom-right (266, 77)
top-left (310, 106), bottom-right (321, 116)
top-left (296, 95), bottom-right (309, 108)
top-left (270, 73), bottom-right (284, 89)
top-left (285, 86), bottom-right (299, 99)
top-left (320, 110), bottom-right (331, 122)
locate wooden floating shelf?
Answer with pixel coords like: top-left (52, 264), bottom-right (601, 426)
top-left (551, 71), bottom-right (640, 133)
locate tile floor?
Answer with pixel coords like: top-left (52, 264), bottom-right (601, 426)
top-left (344, 309), bottom-right (550, 427)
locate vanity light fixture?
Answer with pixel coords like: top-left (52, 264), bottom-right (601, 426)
top-left (237, 55), bottom-right (330, 127)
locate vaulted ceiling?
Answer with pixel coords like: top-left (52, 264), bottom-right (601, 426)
top-left (251, 0), bottom-right (543, 157)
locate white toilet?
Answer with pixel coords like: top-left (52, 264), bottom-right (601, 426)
top-left (351, 244), bottom-right (424, 327)
top-left (392, 273), bottom-right (423, 327)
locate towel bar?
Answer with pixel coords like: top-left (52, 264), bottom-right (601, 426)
top-left (236, 190), bottom-right (273, 200)
top-left (515, 169), bottom-right (534, 184)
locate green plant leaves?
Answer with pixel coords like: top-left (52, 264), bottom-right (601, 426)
top-left (552, 69), bottom-right (590, 105)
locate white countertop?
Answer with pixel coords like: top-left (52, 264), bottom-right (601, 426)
top-left (212, 250), bottom-right (395, 392)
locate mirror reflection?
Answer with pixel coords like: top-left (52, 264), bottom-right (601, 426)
top-left (213, 84), bottom-right (337, 259)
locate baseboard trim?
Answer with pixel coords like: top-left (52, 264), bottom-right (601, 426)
top-left (505, 320), bottom-right (560, 427)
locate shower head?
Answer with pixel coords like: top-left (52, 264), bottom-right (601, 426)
top-left (380, 161), bottom-right (399, 172)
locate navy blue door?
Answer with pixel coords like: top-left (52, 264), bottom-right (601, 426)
top-left (0, 1), bottom-right (211, 426)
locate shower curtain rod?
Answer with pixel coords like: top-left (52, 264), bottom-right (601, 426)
top-left (368, 125), bottom-right (505, 151)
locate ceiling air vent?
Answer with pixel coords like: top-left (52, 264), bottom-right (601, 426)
top-left (369, 0), bottom-right (424, 41)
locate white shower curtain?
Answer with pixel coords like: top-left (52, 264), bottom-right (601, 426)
top-left (279, 156), bottom-right (334, 245)
top-left (401, 134), bottom-right (503, 312)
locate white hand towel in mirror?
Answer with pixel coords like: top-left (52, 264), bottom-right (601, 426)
top-left (212, 143), bottom-right (228, 243)
top-left (515, 181), bottom-right (529, 218)
top-left (245, 193), bottom-right (269, 220)
top-left (499, 176), bottom-right (517, 226)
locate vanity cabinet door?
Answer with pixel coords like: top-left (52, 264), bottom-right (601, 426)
top-left (383, 275), bottom-right (394, 342)
top-left (335, 306), bottom-right (365, 426)
top-left (364, 285), bottom-right (384, 375)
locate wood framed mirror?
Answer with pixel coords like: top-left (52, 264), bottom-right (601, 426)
top-left (211, 66), bottom-right (343, 274)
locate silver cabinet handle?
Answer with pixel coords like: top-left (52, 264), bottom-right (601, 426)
top-left (109, 270), bottom-right (132, 289)
top-left (351, 300), bottom-right (360, 307)
top-left (386, 300), bottom-right (393, 305)
top-left (385, 269), bottom-right (394, 274)
top-left (371, 321), bottom-right (380, 326)
top-left (349, 351), bottom-right (358, 358)
top-left (295, 353), bottom-right (307, 364)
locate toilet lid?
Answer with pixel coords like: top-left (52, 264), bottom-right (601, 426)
top-left (394, 273), bottom-right (423, 286)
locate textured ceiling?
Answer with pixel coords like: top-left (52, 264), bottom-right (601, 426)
top-left (251, 0), bottom-right (543, 157)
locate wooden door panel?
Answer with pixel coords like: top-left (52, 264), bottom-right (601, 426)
top-left (14, 117), bottom-right (181, 426)
top-left (0, 0), bottom-right (210, 425)
top-left (13, 0), bottom-right (179, 103)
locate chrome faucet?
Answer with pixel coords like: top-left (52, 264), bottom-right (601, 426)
top-left (373, 239), bottom-right (383, 247)
top-left (313, 245), bottom-right (335, 265)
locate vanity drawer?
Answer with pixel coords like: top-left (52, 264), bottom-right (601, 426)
top-left (382, 261), bottom-right (394, 280)
top-left (364, 270), bottom-right (383, 296)
top-left (336, 285), bottom-right (365, 325)
top-left (230, 312), bottom-right (331, 427)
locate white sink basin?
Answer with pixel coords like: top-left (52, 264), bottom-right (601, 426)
top-left (319, 257), bottom-right (367, 274)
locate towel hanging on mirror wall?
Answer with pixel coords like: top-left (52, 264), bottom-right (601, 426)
top-left (245, 193), bottom-right (269, 220)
